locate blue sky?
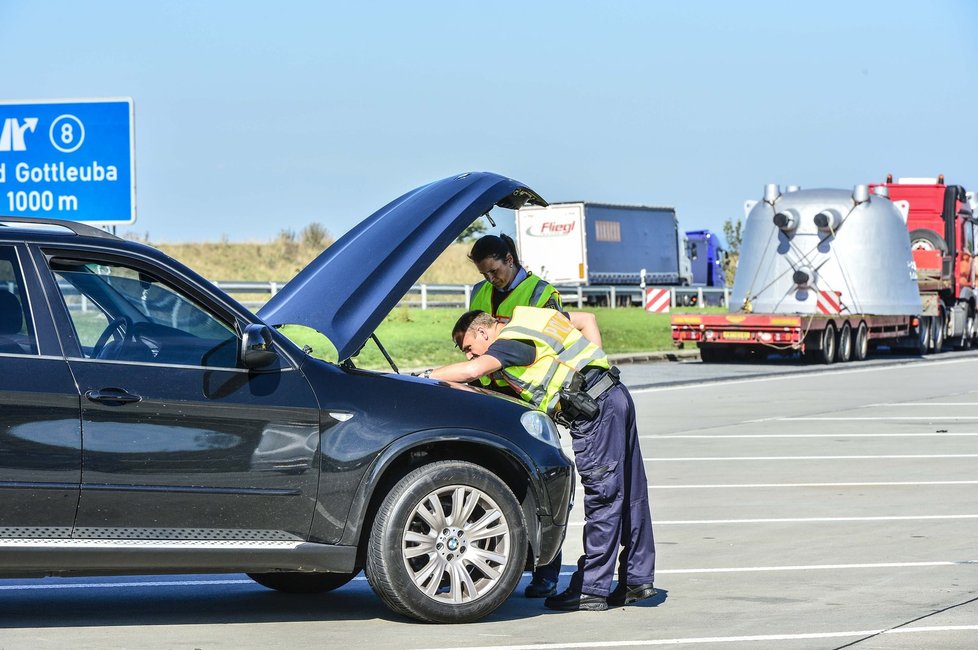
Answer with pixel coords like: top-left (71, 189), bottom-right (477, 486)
top-left (2, 1), bottom-right (976, 244)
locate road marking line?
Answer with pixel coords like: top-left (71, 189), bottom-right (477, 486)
top-left (777, 416), bottom-right (978, 420)
top-left (642, 432), bottom-right (978, 439)
top-left (655, 480), bottom-right (978, 488)
top-left (548, 560), bottom-right (978, 576)
top-left (0, 579), bottom-right (254, 590)
top-left (644, 454), bottom-right (978, 461)
top-left (568, 514), bottom-right (978, 526)
top-left (656, 560), bottom-right (978, 574)
top-left (866, 403), bottom-right (978, 407)
top-left (416, 625), bottom-right (978, 649)
top-left (7, 561), bottom-right (976, 593)
top-left (574, 480), bottom-right (978, 491)
top-left (629, 356), bottom-right (978, 395)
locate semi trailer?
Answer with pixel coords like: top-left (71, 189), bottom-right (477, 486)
top-left (515, 202), bottom-right (692, 288)
top-left (671, 184), bottom-right (927, 363)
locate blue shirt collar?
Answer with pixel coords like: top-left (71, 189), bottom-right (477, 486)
top-left (503, 266), bottom-right (529, 292)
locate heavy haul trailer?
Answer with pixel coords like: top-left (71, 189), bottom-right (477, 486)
top-left (672, 312), bottom-right (920, 363)
top-left (872, 175), bottom-right (978, 352)
top-left (671, 184), bottom-right (926, 363)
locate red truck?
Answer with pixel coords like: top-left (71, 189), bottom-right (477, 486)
top-left (873, 175), bottom-right (978, 351)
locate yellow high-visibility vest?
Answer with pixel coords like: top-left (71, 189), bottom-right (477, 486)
top-left (494, 306), bottom-right (609, 415)
top-left (470, 273), bottom-right (561, 323)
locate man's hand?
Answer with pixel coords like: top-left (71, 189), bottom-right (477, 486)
top-left (429, 355), bottom-right (503, 383)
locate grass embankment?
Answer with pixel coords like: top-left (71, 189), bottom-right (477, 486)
top-left (155, 236), bottom-right (483, 286)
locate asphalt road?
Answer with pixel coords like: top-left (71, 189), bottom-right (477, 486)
top-left (2, 353), bottom-right (977, 649)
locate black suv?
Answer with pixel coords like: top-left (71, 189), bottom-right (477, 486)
top-left (0, 172), bottom-right (573, 623)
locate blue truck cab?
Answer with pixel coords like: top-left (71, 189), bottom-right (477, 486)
top-left (685, 229), bottom-right (727, 287)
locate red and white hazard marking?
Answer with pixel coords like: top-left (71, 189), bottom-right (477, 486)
top-left (816, 290), bottom-right (842, 314)
top-left (644, 288), bottom-right (671, 313)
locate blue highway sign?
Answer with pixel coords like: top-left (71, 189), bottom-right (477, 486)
top-left (0, 98), bottom-right (135, 224)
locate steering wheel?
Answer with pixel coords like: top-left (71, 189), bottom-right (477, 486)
top-left (91, 316), bottom-right (134, 359)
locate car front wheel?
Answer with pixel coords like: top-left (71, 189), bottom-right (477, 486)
top-left (366, 460), bottom-right (527, 623)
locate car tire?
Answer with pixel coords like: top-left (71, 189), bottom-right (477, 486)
top-left (248, 570), bottom-right (359, 594)
top-left (908, 229), bottom-right (948, 254)
top-left (816, 322), bottom-right (836, 364)
top-left (837, 322), bottom-right (853, 362)
top-left (854, 321), bottom-right (869, 361)
top-left (365, 460), bottom-right (527, 623)
top-left (911, 316), bottom-right (930, 356)
top-left (931, 310), bottom-right (945, 353)
top-left (699, 344), bottom-right (724, 363)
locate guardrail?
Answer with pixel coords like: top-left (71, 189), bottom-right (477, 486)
top-left (213, 281), bottom-right (730, 311)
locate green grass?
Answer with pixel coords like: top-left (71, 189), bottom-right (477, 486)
top-left (280, 306), bottom-right (722, 370)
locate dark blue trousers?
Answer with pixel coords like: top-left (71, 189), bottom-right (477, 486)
top-left (567, 383), bottom-right (655, 597)
top-left (533, 551), bottom-right (562, 582)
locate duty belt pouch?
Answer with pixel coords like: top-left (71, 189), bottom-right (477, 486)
top-left (558, 372), bottom-right (599, 423)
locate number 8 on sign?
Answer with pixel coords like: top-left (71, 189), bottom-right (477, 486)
top-left (49, 114), bottom-right (85, 153)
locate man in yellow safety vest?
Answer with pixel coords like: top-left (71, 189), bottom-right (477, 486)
top-left (428, 306), bottom-right (656, 611)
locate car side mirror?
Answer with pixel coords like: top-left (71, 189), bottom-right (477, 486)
top-left (240, 323), bottom-right (277, 369)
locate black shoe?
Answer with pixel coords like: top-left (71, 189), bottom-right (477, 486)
top-left (544, 588), bottom-right (608, 611)
top-left (607, 582), bottom-right (656, 606)
top-left (524, 576), bottom-right (558, 598)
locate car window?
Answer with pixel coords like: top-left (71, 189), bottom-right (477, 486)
top-left (50, 258), bottom-right (239, 367)
top-left (0, 246), bottom-right (38, 355)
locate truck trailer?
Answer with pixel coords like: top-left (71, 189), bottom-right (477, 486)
top-left (672, 184), bottom-right (926, 363)
top-left (515, 202), bottom-right (692, 290)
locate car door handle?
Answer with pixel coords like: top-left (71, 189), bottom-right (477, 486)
top-left (85, 388), bottom-right (142, 405)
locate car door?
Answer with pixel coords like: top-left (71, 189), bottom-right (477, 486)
top-left (0, 244), bottom-right (80, 537)
top-left (37, 248), bottom-right (322, 542)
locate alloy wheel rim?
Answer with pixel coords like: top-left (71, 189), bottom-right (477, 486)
top-left (401, 484), bottom-right (511, 604)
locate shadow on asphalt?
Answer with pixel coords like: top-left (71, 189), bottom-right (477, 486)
top-left (0, 572), bottom-right (668, 627)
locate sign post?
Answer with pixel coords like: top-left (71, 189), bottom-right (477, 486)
top-left (0, 98), bottom-right (135, 225)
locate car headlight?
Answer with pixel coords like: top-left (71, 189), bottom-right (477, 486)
top-left (520, 410), bottom-right (561, 448)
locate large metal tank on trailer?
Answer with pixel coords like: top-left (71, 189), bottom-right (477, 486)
top-left (732, 185), bottom-right (921, 316)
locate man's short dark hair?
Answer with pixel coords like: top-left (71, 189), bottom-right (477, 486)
top-left (452, 310), bottom-right (498, 348)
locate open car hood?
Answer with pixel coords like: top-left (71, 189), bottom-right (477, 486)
top-left (258, 172), bottom-right (547, 361)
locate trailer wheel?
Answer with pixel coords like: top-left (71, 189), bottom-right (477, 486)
top-left (815, 322), bottom-right (837, 365)
top-left (699, 344), bottom-right (727, 363)
top-left (854, 322), bottom-right (869, 361)
top-left (912, 317), bottom-right (931, 356)
top-left (837, 322), bottom-right (853, 362)
top-left (931, 311), bottom-right (945, 353)
top-left (971, 309), bottom-right (978, 347)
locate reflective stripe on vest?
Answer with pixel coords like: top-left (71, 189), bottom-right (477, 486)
top-left (495, 306), bottom-right (609, 414)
